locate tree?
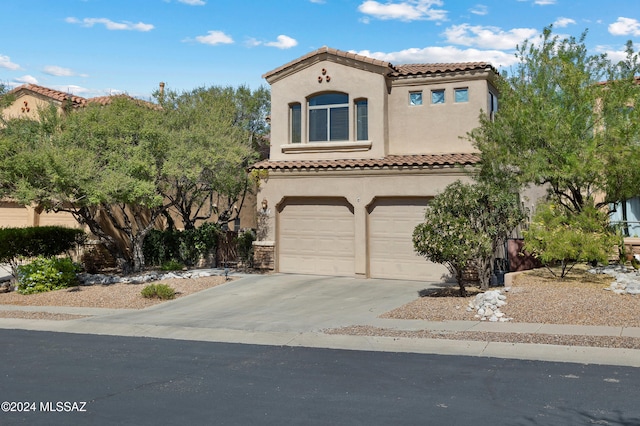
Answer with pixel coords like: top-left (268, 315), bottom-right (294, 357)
top-left (413, 181), bottom-right (525, 296)
top-left (469, 27), bottom-right (640, 214)
top-left (154, 85), bottom-right (269, 230)
top-left (0, 85), bottom-right (269, 273)
top-left (524, 201), bottom-right (620, 278)
top-left (0, 98), bottom-right (171, 273)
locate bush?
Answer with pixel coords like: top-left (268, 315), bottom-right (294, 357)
top-left (0, 226), bottom-right (86, 278)
top-left (161, 260), bottom-right (185, 271)
top-left (236, 229), bottom-right (256, 269)
top-left (141, 283), bottom-right (175, 300)
top-left (16, 256), bottom-right (80, 295)
top-left (143, 223), bottom-right (221, 267)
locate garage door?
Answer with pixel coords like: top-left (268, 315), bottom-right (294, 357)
top-left (279, 198), bottom-right (354, 276)
top-left (368, 198), bottom-right (448, 281)
top-left (0, 202), bottom-right (28, 227)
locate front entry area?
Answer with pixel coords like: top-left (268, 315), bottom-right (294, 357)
top-left (277, 197), bottom-right (355, 276)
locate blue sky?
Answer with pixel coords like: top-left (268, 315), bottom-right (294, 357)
top-left (1, 0), bottom-right (639, 100)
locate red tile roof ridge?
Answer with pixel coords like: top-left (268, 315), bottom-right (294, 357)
top-left (392, 63), bottom-right (495, 76)
top-left (10, 83), bottom-right (87, 106)
top-left (263, 46), bottom-right (394, 79)
top-left (252, 153), bottom-right (480, 170)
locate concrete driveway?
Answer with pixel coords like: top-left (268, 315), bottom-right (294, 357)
top-left (85, 274), bottom-right (434, 333)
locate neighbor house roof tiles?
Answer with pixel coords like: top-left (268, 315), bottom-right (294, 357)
top-left (252, 153), bottom-right (480, 170)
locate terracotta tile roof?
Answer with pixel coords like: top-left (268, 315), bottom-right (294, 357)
top-left (252, 153), bottom-right (480, 171)
top-left (9, 84), bottom-right (159, 110)
top-left (10, 83), bottom-right (87, 107)
top-left (263, 46), bottom-right (497, 81)
top-left (391, 62), bottom-right (495, 76)
top-left (263, 46), bottom-right (393, 80)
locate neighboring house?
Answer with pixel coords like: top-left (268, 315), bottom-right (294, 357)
top-left (0, 83), bottom-right (256, 232)
top-left (252, 47), bottom-right (499, 281)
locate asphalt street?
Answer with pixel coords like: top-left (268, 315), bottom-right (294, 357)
top-left (1, 329), bottom-right (639, 426)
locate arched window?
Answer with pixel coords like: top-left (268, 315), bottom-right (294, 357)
top-left (308, 93), bottom-right (349, 142)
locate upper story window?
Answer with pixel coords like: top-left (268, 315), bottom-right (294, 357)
top-left (308, 93), bottom-right (349, 142)
top-left (290, 103), bottom-right (301, 143)
top-left (355, 99), bottom-right (368, 141)
top-left (409, 91), bottom-right (423, 106)
top-left (454, 88), bottom-right (469, 103)
top-left (431, 89), bottom-right (445, 104)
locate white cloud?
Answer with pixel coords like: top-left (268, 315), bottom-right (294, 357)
top-left (14, 75), bottom-right (39, 85)
top-left (553, 17), bottom-right (576, 28)
top-left (533, 0), bottom-right (555, 4)
top-left (354, 46), bottom-right (518, 68)
top-left (43, 65), bottom-right (88, 77)
top-left (469, 4), bottom-right (488, 16)
top-left (178, 0), bottom-right (205, 4)
top-left (595, 44), bottom-right (637, 63)
top-left (66, 17), bottom-right (154, 32)
top-left (0, 54), bottom-right (20, 70)
top-left (442, 24), bottom-right (538, 50)
top-left (358, 0), bottom-right (447, 22)
top-left (194, 30), bottom-right (234, 45)
top-left (609, 17), bottom-right (640, 36)
top-left (309, 0), bottom-right (325, 3)
top-left (264, 35), bottom-right (298, 49)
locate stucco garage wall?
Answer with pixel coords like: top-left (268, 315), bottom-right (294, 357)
top-left (258, 168), bottom-right (472, 281)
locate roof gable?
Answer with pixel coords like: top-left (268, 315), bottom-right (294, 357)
top-left (263, 46), bottom-right (394, 84)
top-left (263, 47), bottom-right (497, 85)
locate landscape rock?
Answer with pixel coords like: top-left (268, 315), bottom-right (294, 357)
top-left (588, 265), bottom-right (640, 295)
top-left (468, 289), bottom-right (512, 322)
top-left (77, 268), bottom-right (231, 286)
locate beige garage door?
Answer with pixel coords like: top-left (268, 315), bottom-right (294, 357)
top-left (368, 197), bottom-right (448, 281)
top-left (0, 202), bottom-right (28, 227)
top-left (279, 198), bottom-right (354, 276)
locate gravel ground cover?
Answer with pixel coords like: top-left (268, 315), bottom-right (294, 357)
top-left (327, 266), bottom-right (640, 349)
top-left (0, 275), bottom-right (230, 320)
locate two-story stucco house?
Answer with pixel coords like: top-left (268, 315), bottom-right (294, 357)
top-left (252, 47), bottom-right (499, 281)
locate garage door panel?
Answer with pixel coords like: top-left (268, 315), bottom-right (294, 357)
top-left (279, 199), bottom-right (354, 276)
top-left (369, 198), bottom-right (448, 281)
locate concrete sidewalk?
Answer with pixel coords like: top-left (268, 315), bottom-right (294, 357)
top-left (1, 273), bottom-right (639, 367)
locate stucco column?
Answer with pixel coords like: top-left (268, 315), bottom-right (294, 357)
top-left (350, 196), bottom-right (367, 277)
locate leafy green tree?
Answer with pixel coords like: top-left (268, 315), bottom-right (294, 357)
top-left (0, 97), bottom-right (169, 273)
top-left (469, 27), bottom-right (640, 214)
top-left (413, 181), bottom-right (525, 296)
top-left (154, 85), bottom-right (269, 230)
top-left (524, 201), bottom-right (620, 278)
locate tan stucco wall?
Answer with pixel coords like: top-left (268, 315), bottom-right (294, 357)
top-left (257, 167), bottom-right (473, 277)
top-left (267, 59), bottom-right (497, 162)
top-left (268, 59), bottom-right (389, 161)
top-left (2, 92), bottom-right (62, 121)
top-left (388, 73), bottom-right (494, 155)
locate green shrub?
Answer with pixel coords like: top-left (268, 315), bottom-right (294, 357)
top-left (143, 223), bottom-right (221, 267)
top-left (141, 283), bottom-right (175, 300)
top-left (0, 226), bottom-right (85, 279)
top-left (16, 256), bottom-right (80, 295)
top-left (161, 260), bottom-right (184, 271)
top-left (236, 229), bottom-right (256, 269)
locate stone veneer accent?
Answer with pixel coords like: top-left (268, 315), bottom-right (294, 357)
top-left (253, 241), bottom-right (275, 271)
